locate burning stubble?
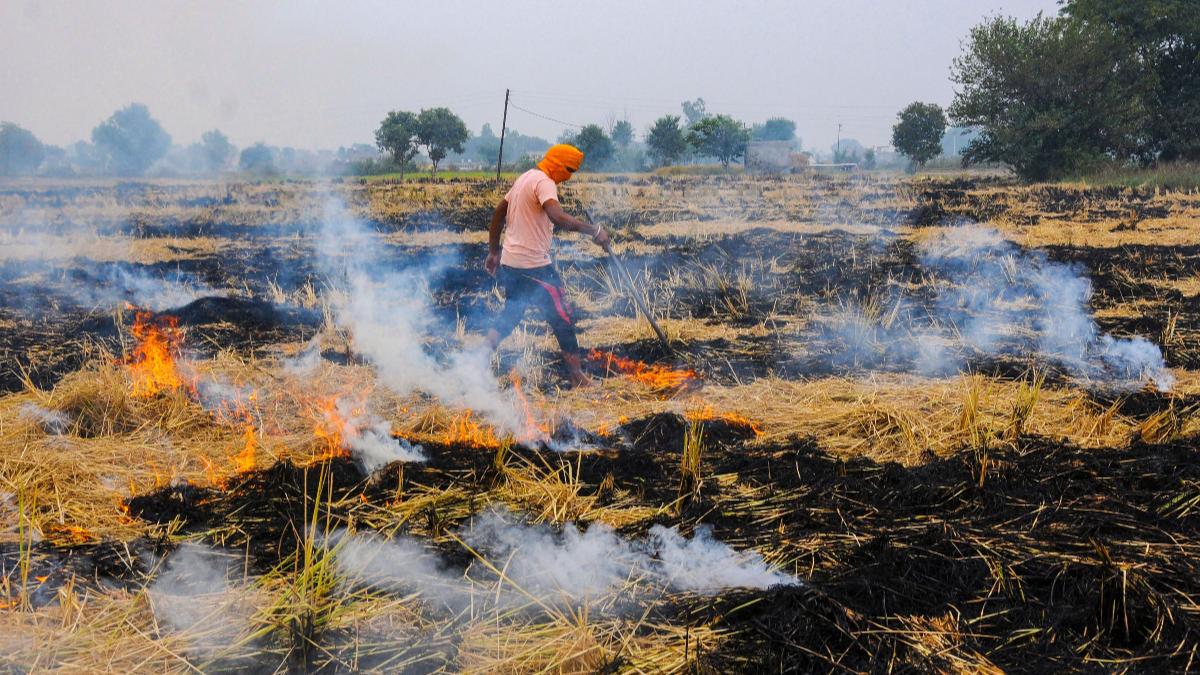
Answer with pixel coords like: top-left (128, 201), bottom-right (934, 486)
top-left (0, 209), bottom-right (223, 313)
top-left (817, 224), bottom-right (1173, 391)
top-left (314, 199), bottom-right (551, 444)
top-left (147, 544), bottom-right (263, 662)
top-left (333, 506), bottom-right (798, 618)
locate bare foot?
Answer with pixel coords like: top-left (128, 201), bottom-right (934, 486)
top-left (562, 352), bottom-right (592, 388)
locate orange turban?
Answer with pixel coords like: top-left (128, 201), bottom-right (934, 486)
top-left (537, 144), bottom-right (584, 183)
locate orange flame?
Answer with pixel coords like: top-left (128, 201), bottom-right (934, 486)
top-left (46, 524), bottom-right (97, 545)
top-left (510, 372), bottom-right (551, 444)
top-left (587, 349), bottom-right (700, 394)
top-left (442, 410), bottom-right (501, 448)
top-left (685, 406), bottom-right (764, 437)
top-left (126, 312), bottom-right (185, 397)
top-left (234, 423), bottom-right (257, 472)
top-left (312, 397), bottom-right (366, 460)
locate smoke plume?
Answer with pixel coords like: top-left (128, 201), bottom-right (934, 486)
top-left (921, 225), bottom-right (1173, 390)
top-left (147, 544), bottom-right (260, 659)
top-left (320, 397), bottom-right (427, 470)
top-left (18, 403), bottom-right (69, 434)
top-left (821, 224), bottom-right (1173, 391)
top-left (316, 200), bottom-right (533, 437)
top-left (334, 507), bottom-right (798, 618)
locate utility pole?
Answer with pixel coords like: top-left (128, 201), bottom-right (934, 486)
top-left (496, 88), bottom-right (510, 181)
top-left (836, 123), bottom-right (842, 160)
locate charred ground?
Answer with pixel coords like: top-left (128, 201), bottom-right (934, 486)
top-left (2, 173), bottom-right (1199, 672)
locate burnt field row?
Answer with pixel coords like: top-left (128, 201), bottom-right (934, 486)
top-left (2, 175), bottom-right (1199, 672)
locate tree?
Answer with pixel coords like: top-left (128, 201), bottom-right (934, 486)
top-left (862, 148), bottom-right (877, 170)
top-left (375, 110), bottom-right (420, 179)
top-left (199, 129), bottom-right (235, 172)
top-left (239, 143), bottom-right (276, 176)
top-left (891, 102), bottom-right (947, 167)
top-left (831, 138), bottom-right (864, 163)
top-left (1062, 0), bottom-right (1200, 161)
top-left (573, 124), bottom-right (614, 170)
top-left (687, 115), bottom-right (749, 167)
top-left (415, 107), bottom-right (470, 176)
top-left (472, 123), bottom-right (501, 165)
top-left (950, 14), bottom-right (1150, 180)
top-left (751, 117), bottom-right (797, 142)
top-left (0, 122), bottom-right (45, 175)
top-left (646, 115), bottom-right (688, 167)
top-left (68, 141), bottom-right (103, 173)
top-left (91, 103), bottom-right (171, 176)
top-left (501, 130), bottom-right (551, 163)
top-left (610, 120), bottom-right (634, 147)
top-left (476, 137), bottom-right (501, 165)
top-left (681, 98), bottom-right (708, 126)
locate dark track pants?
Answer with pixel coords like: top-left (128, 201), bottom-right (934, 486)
top-left (494, 264), bottom-right (580, 353)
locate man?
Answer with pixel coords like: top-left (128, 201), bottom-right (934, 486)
top-left (484, 144), bottom-right (610, 387)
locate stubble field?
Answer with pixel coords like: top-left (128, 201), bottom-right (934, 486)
top-left (1, 172), bottom-right (1199, 673)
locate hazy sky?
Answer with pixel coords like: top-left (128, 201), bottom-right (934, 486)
top-left (3, 0), bottom-right (1059, 152)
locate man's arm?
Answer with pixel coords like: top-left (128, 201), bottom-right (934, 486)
top-left (544, 199), bottom-right (611, 249)
top-left (484, 198), bottom-right (507, 275)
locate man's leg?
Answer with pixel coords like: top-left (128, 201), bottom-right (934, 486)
top-left (489, 266), bottom-right (532, 350)
top-left (525, 267), bottom-right (590, 387)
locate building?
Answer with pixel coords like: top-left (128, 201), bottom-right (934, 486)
top-left (745, 141), bottom-right (809, 173)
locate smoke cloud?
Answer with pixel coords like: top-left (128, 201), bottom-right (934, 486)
top-left (334, 507), bottom-right (798, 618)
top-left (316, 199), bottom-right (536, 438)
top-left (18, 402), bottom-right (70, 434)
top-left (821, 224), bottom-right (1173, 391)
top-left (0, 212), bottom-right (221, 312)
top-left (320, 397), bottom-right (427, 470)
top-left (88, 265), bottom-right (220, 311)
top-left (921, 225), bottom-right (1173, 390)
top-left (147, 543), bottom-right (260, 659)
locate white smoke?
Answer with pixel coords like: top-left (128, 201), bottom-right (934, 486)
top-left (193, 378), bottom-right (255, 418)
top-left (18, 403), bottom-right (70, 434)
top-left (282, 339), bottom-right (322, 377)
top-left (461, 509), bottom-right (648, 600)
top-left (921, 225), bottom-right (1173, 390)
top-left (821, 225), bottom-right (1173, 391)
top-left (350, 419), bottom-right (426, 471)
top-left (334, 508), bottom-right (798, 618)
top-left (0, 212), bottom-right (221, 311)
top-left (647, 523), bottom-right (797, 592)
top-left (147, 544), bottom-right (260, 659)
top-left (463, 510), bottom-right (798, 596)
top-left (88, 265), bottom-right (220, 311)
top-left (321, 397), bottom-right (427, 471)
top-left (316, 200), bottom-right (534, 438)
top-left (332, 532), bottom-right (475, 613)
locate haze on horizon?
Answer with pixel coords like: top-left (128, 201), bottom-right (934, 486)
top-left (3, 0), bottom-right (1059, 153)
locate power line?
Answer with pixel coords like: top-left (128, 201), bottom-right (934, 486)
top-left (507, 102), bottom-right (585, 129)
top-left (512, 88), bottom-right (900, 111)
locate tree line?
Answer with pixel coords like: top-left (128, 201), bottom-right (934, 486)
top-left (0, 104), bottom-right (391, 178)
top-left (2, 93), bottom-right (959, 179)
top-left (949, 0), bottom-right (1199, 180)
top-left (373, 98), bottom-right (806, 175)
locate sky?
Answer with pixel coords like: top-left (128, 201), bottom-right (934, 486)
top-left (2, 0), bottom-right (1060, 153)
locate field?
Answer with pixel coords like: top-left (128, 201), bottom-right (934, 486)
top-left (1, 172), bottom-right (1199, 673)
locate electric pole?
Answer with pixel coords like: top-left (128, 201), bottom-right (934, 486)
top-left (496, 88), bottom-right (510, 181)
top-left (836, 123), bottom-right (842, 160)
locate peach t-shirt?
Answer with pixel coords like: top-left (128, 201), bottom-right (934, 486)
top-left (500, 168), bottom-right (558, 269)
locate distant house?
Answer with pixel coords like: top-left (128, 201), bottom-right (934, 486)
top-left (745, 140), bottom-right (809, 173)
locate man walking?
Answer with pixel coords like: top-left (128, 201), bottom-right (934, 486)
top-left (484, 144), bottom-right (609, 387)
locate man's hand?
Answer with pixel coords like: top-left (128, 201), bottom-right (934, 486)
top-left (592, 225), bottom-right (611, 251)
top-left (484, 250), bottom-right (501, 275)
